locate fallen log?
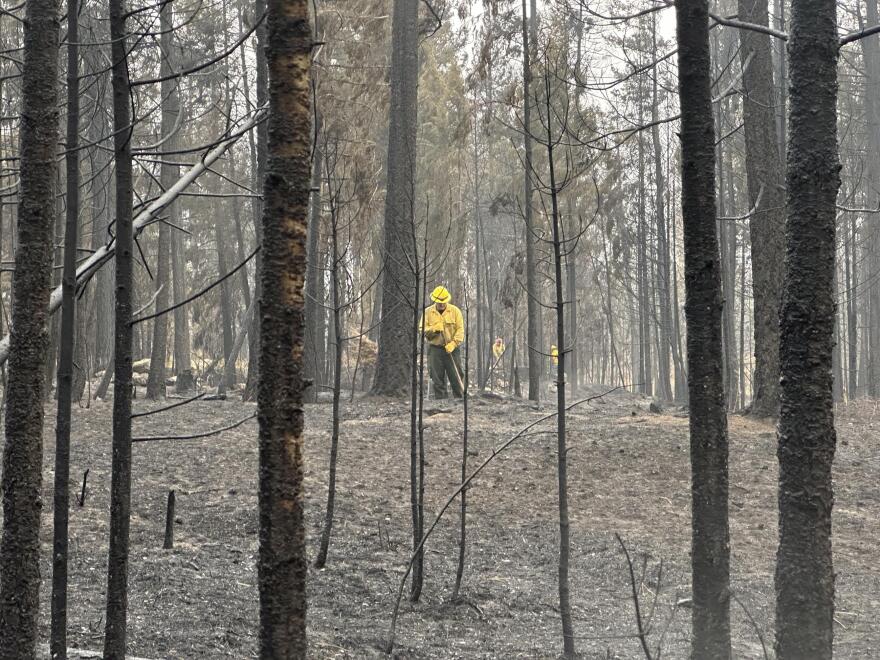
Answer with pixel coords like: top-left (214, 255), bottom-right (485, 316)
top-left (0, 105), bottom-right (267, 366)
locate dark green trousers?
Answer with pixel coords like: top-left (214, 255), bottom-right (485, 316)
top-left (428, 344), bottom-right (463, 398)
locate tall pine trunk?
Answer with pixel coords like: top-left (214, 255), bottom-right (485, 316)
top-left (244, 0), bottom-right (268, 401)
top-left (50, 0), bottom-right (80, 652)
top-left (257, 0), bottom-right (311, 655)
top-left (674, 0), bottom-right (731, 654)
top-left (739, 0), bottom-right (784, 417)
top-left (775, 0), bottom-right (839, 652)
top-left (146, 1), bottom-right (178, 400)
top-left (371, 0), bottom-right (418, 395)
top-left (862, 0), bottom-right (880, 396)
top-left (652, 18), bottom-right (672, 402)
top-left (103, 0), bottom-right (135, 653)
top-left (0, 0), bottom-right (61, 654)
top-left (522, 0), bottom-right (541, 401)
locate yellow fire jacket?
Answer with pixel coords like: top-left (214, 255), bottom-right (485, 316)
top-left (420, 303), bottom-right (465, 351)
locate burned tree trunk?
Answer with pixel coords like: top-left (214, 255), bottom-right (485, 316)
top-left (651, 24), bottom-right (672, 402)
top-left (0, 0), bottom-right (61, 654)
top-left (219, 296), bottom-right (255, 397)
top-left (50, 0), bottom-right (81, 653)
top-left (674, 0), bottom-right (731, 655)
top-left (103, 0), bottom-right (135, 654)
top-left (304, 131), bottom-right (324, 403)
top-left (164, 22), bottom-right (189, 394)
top-left (543, 84), bottom-right (576, 658)
top-left (245, 0), bottom-right (269, 401)
top-left (257, 0), bottom-right (311, 655)
top-left (862, 0), bottom-right (880, 397)
top-left (565, 224), bottom-right (578, 391)
top-left (522, 0), bottom-right (541, 401)
top-left (146, 1), bottom-right (178, 400)
top-left (216, 221), bottom-right (235, 378)
top-left (85, 32), bottom-right (114, 373)
top-left (738, 0), bottom-right (785, 417)
top-left (775, 0), bottom-right (840, 653)
top-left (315, 148), bottom-right (343, 569)
top-left (372, 0), bottom-right (418, 396)
top-left (636, 98), bottom-right (652, 397)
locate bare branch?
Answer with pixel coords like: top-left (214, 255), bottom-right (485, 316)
top-left (840, 24), bottom-right (880, 47)
top-left (132, 412), bottom-right (256, 442)
top-left (708, 11), bottom-right (788, 40)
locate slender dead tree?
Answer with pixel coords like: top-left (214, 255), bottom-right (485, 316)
top-left (315, 138), bottom-right (345, 570)
top-left (542, 74), bottom-right (576, 658)
top-left (674, 0), bottom-right (731, 655)
top-left (103, 0), bottom-right (136, 653)
top-left (775, 0), bottom-right (840, 652)
top-left (0, 0), bottom-right (61, 655)
top-left (257, 0), bottom-right (311, 655)
top-left (303, 123), bottom-right (325, 403)
top-left (453, 305), bottom-right (470, 600)
top-left (408, 203), bottom-right (428, 602)
top-left (50, 0), bottom-right (80, 654)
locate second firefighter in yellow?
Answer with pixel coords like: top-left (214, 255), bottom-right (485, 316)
top-left (420, 286), bottom-right (465, 398)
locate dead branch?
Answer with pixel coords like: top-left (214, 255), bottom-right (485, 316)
top-left (132, 412), bottom-right (256, 442)
top-left (615, 534), bottom-right (654, 660)
top-left (131, 246), bottom-right (258, 325)
top-left (131, 391), bottom-right (206, 419)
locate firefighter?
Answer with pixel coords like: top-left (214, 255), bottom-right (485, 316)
top-left (421, 286), bottom-right (465, 398)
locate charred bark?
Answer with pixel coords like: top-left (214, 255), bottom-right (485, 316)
top-left (0, 0), bottom-right (61, 654)
top-left (372, 0), bottom-right (419, 396)
top-left (522, 0), bottom-right (541, 401)
top-left (244, 0), bottom-right (269, 401)
top-left (103, 0), bottom-right (135, 653)
top-left (738, 0), bottom-right (785, 417)
top-left (775, 0), bottom-right (840, 652)
top-left (257, 0), bottom-right (311, 655)
top-left (862, 0), bottom-right (880, 397)
top-left (674, 0), bottom-right (731, 655)
top-left (146, 2), bottom-right (178, 400)
top-left (50, 0), bottom-right (80, 653)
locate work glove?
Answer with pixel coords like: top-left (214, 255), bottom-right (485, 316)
top-left (445, 342), bottom-right (456, 354)
top-left (425, 330), bottom-right (440, 341)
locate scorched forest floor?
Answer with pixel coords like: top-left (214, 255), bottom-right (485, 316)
top-left (2, 384), bottom-right (878, 658)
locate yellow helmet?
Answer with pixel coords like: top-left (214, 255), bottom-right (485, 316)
top-left (430, 286), bottom-right (451, 304)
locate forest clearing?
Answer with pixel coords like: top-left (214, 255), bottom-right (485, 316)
top-left (4, 391), bottom-right (878, 658)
